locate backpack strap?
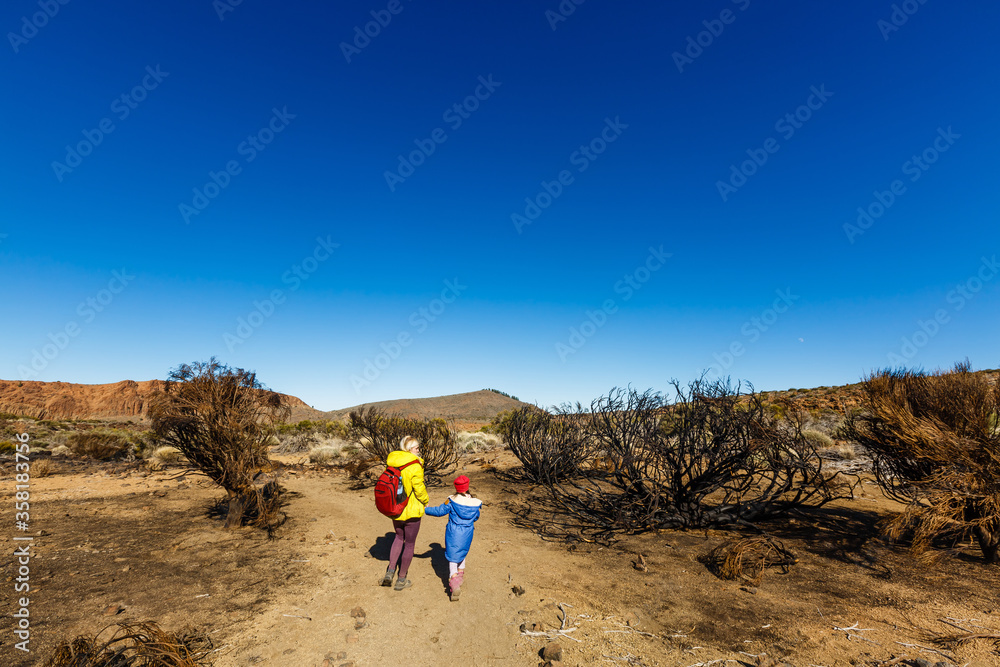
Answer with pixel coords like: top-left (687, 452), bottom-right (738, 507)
top-left (396, 458), bottom-right (421, 500)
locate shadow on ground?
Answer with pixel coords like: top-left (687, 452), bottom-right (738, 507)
top-left (416, 541), bottom-right (450, 595)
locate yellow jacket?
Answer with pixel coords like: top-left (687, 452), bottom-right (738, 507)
top-left (386, 450), bottom-right (429, 521)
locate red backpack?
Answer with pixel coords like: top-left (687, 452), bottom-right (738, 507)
top-left (374, 459), bottom-right (419, 518)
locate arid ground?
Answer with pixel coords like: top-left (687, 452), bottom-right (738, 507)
top-left (3, 448), bottom-right (1000, 667)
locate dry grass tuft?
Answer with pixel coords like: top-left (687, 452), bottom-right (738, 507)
top-left (456, 431), bottom-right (503, 453)
top-left (68, 431), bottom-right (130, 460)
top-left (43, 620), bottom-right (212, 666)
top-left (150, 446), bottom-right (184, 464)
top-left (699, 536), bottom-right (798, 586)
top-left (802, 428), bottom-right (834, 449)
top-left (932, 631), bottom-right (1000, 649)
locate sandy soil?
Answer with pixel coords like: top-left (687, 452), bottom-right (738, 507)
top-left (3, 452), bottom-right (1000, 667)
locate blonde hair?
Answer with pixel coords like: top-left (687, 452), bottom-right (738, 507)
top-left (399, 435), bottom-right (420, 453)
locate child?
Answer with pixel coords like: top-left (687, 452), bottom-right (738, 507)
top-left (424, 475), bottom-right (482, 601)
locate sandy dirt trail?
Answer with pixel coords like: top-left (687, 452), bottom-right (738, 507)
top-left (210, 461), bottom-right (1000, 667)
top-left (9, 456), bottom-right (1000, 667)
top-left (216, 469), bottom-right (597, 666)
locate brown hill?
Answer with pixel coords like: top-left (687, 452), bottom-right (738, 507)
top-left (760, 367), bottom-right (999, 414)
top-left (0, 379), bottom-right (312, 422)
top-left (8, 369), bottom-right (992, 426)
top-left (317, 390), bottom-right (531, 425)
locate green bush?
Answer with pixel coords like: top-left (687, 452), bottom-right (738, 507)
top-left (765, 402), bottom-right (788, 420)
top-left (319, 420), bottom-right (349, 440)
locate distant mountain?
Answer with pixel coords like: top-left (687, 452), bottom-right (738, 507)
top-left (315, 389), bottom-right (532, 425)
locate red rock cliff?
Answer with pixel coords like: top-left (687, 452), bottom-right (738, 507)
top-left (0, 379), bottom-right (311, 421)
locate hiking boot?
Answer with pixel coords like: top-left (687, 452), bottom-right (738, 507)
top-left (380, 570), bottom-right (394, 587)
top-left (394, 577), bottom-right (412, 591)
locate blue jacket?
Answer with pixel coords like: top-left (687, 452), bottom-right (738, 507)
top-left (424, 494), bottom-right (482, 563)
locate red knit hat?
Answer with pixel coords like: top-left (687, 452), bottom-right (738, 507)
top-left (453, 475), bottom-right (470, 493)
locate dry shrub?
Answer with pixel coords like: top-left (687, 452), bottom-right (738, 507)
top-left (456, 431), bottom-right (503, 453)
top-left (32, 459), bottom-right (53, 477)
top-left (44, 621), bottom-right (212, 666)
top-left (841, 361), bottom-right (1000, 564)
top-left (308, 444), bottom-right (343, 464)
top-left (149, 359), bottom-right (289, 530)
top-left (50, 444), bottom-right (71, 458)
top-left (272, 432), bottom-right (317, 454)
top-left (274, 420), bottom-right (349, 453)
top-left (273, 431), bottom-right (348, 454)
top-left (699, 536), bottom-right (798, 586)
top-left (347, 407), bottom-right (457, 483)
top-left (68, 431), bottom-right (130, 460)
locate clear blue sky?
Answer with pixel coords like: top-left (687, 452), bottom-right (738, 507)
top-left (2, 1), bottom-right (998, 411)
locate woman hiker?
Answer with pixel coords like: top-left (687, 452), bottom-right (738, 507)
top-left (381, 435), bottom-right (428, 591)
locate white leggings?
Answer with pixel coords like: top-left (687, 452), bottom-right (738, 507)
top-left (448, 559), bottom-right (467, 576)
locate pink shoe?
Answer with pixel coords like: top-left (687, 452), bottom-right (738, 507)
top-left (449, 571), bottom-right (464, 601)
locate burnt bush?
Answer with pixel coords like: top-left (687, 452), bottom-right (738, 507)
top-left (149, 359), bottom-right (289, 530)
top-left (492, 406), bottom-right (591, 482)
top-left (347, 406), bottom-right (457, 483)
top-left (515, 379), bottom-right (854, 540)
top-left (840, 361), bottom-right (1000, 564)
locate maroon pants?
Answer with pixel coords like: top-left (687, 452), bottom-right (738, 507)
top-left (388, 518), bottom-right (421, 578)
